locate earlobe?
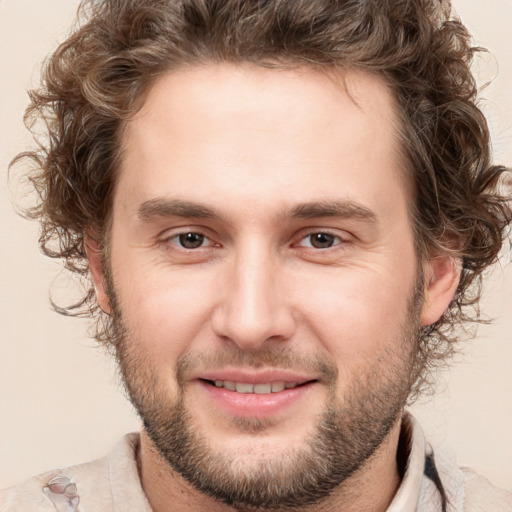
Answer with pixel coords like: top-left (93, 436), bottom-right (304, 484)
top-left (419, 256), bottom-right (461, 326)
top-left (84, 235), bottom-right (112, 315)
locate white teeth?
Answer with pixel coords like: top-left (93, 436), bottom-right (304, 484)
top-left (224, 381), bottom-right (236, 391)
top-left (271, 381), bottom-right (285, 392)
top-left (236, 383), bottom-right (254, 393)
top-left (254, 383), bottom-right (272, 394)
top-left (212, 380), bottom-right (300, 394)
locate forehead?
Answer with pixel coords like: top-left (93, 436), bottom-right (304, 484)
top-left (116, 64), bottom-right (410, 225)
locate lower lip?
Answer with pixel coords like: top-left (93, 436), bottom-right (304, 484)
top-left (199, 381), bottom-right (316, 418)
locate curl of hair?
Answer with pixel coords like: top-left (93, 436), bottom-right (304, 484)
top-left (12, 0), bottom-right (511, 396)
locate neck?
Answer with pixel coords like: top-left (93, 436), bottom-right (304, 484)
top-left (138, 418), bottom-right (403, 512)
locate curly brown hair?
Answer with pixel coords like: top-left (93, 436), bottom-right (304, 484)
top-left (12, 0), bottom-right (510, 397)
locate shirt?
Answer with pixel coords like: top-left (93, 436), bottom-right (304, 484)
top-left (1, 413), bottom-right (511, 511)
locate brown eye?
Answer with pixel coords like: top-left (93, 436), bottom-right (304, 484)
top-left (178, 232), bottom-right (205, 249)
top-left (308, 233), bottom-right (337, 249)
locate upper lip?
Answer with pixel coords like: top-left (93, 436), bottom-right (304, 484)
top-left (193, 368), bottom-right (318, 385)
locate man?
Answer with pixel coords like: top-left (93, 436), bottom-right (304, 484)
top-left (1, 0), bottom-right (511, 511)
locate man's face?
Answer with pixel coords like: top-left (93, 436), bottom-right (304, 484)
top-left (102, 64), bottom-right (425, 508)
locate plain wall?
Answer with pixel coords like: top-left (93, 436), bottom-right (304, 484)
top-left (1, 0), bottom-right (511, 490)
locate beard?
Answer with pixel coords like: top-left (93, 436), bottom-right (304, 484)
top-left (108, 279), bottom-right (423, 511)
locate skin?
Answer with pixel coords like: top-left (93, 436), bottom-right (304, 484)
top-left (88, 64), bottom-right (459, 512)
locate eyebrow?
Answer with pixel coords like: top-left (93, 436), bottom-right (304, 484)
top-left (137, 198), bottom-right (378, 224)
top-left (137, 199), bottom-right (219, 221)
top-left (289, 200), bottom-right (377, 223)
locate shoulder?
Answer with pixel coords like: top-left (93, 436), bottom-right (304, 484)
top-left (0, 433), bottom-right (143, 512)
top-left (461, 467), bottom-right (512, 512)
top-left (0, 454), bottom-right (111, 512)
top-left (403, 414), bottom-right (512, 512)
top-left (430, 447), bottom-right (512, 512)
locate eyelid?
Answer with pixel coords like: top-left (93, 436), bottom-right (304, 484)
top-left (170, 233), bottom-right (209, 249)
top-left (293, 229), bottom-right (352, 248)
top-left (156, 226), bottom-right (353, 251)
top-left (159, 227), bottom-right (219, 249)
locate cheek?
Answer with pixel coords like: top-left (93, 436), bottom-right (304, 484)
top-left (113, 263), bottom-right (219, 363)
top-left (293, 266), bottom-right (417, 360)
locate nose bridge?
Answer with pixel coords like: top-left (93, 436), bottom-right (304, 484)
top-left (236, 243), bottom-right (274, 319)
top-left (212, 238), bottom-right (294, 348)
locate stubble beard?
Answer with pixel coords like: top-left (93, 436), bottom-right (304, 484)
top-left (109, 282), bottom-right (422, 511)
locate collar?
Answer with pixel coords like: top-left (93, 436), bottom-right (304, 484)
top-left (387, 412), bottom-right (429, 511)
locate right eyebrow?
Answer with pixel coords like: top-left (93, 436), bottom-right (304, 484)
top-left (137, 198), bottom-right (220, 222)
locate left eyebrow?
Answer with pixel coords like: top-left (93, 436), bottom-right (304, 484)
top-left (288, 200), bottom-right (378, 224)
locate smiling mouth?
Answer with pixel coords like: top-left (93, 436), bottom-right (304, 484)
top-left (200, 379), bottom-right (315, 394)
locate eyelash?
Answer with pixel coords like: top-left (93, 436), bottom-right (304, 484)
top-left (165, 232), bottom-right (216, 250)
top-left (161, 230), bottom-right (348, 252)
top-left (294, 231), bottom-right (344, 250)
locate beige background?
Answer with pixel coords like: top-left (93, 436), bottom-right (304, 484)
top-left (1, 0), bottom-right (511, 490)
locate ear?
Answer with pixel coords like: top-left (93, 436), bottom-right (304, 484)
top-left (84, 234), bottom-right (112, 315)
top-left (420, 255), bottom-right (461, 326)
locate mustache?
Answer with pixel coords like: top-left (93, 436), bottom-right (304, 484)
top-left (175, 347), bottom-right (338, 386)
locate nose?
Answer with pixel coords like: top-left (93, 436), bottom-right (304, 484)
top-left (211, 246), bottom-right (296, 350)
